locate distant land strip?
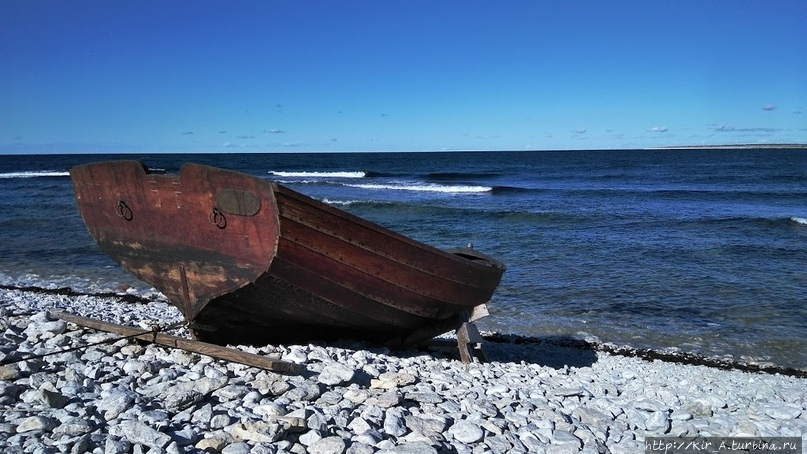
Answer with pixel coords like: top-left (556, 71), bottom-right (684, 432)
top-left (648, 143), bottom-right (807, 150)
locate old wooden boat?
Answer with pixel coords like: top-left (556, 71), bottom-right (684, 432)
top-left (70, 161), bottom-right (505, 346)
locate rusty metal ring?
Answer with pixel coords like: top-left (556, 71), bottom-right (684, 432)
top-left (209, 207), bottom-right (226, 228)
top-left (115, 200), bottom-right (133, 221)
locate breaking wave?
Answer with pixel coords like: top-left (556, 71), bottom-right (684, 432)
top-left (269, 171), bottom-right (366, 178)
top-left (0, 171), bottom-right (70, 179)
top-left (344, 182), bottom-right (492, 194)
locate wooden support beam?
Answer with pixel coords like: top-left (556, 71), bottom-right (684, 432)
top-left (457, 320), bottom-right (487, 363)
top-left (455, 311), bottom-right (487, 364)
top-left (51, 310), bottom-right (302, 375)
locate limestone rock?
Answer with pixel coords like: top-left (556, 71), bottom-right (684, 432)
top-left (15, 416), bottom-right (57, 433)
top-left (309, 436), bottom-right (346, 454)
top-left (109, 420), bottom-right (172, 450)
top-left (319, 362), bottom-right (356, 386)
top-left (448, 420), bottom-right (484, 444)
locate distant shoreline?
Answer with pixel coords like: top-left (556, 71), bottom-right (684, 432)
top-left (3, 144), bottom-right (807, 156)
top-left (648, 143), bottom-right (807, 150)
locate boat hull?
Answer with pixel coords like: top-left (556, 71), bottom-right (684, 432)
top-left (71, 161), bottom-right (505, 345)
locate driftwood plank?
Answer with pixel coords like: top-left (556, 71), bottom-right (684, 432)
top-left (51, 310), bottom-right (302, 374)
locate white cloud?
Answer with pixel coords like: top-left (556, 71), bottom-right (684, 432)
top-left (762, 104), bottom-right (777, 111)
top-left (649, 126), bottom-right (668, 133)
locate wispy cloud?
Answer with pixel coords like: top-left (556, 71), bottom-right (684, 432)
top-left (266, 129), bottom-right (286, 134)
top-left (762, 103), bottom-right (777, 111)
top-left (218, 130), bottom-right (227, 134)
top-left (573, 129), bottom-right (586, 135)
top-left (237, 135), bottom-right (256, 139)
top-left (714, 125), bottom-right (779, 133)
top-left (648, 126), bottom-right (668, 133)
top-left (181, 131), bottom-right (194, 135)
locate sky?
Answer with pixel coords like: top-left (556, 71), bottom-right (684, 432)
top-left (2, 1), bottom-right (806, 154)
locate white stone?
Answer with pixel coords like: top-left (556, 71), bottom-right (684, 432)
top-left (448, 420), bottom-right (484, 444)
top-left (670, 410), bottom-right (693, 421)
top-left (371, 372), bottom-right (416, 389)
top-left (163, 390), bottom-right (204, 412)
top-left (97, 387), bottom-right (137, 420)
top-left (254, 403), bottom-right (287, 417)
top-left (15, 416), bottom-right (57, 433)
top-left (762, 404), bottom-right (802, 420)
top-left (221, 442), bottom-right (251, 454)
top-left (486, 384), bottom-right (509, 395)
top-left (348, 416), bottom-right (374, 435)
top-left (309, 436), bottom-right (346, 454)
top-left (383, 408), bottom-right (408, 437)
top-left (319, 362), bottom-right (356, 386)
top-left (229, 421), bottom-right (283, 444)
top-left (109, 420), bottom-right (172, 450)
top-left (282, 349), bottom-right (308, 364)
top-left (210, 413), bottom-right (232, 429)
top-left (645, 411), bottom-right (671, 433)
top-left (52, 417), bottom-right (94, 437)
top-left (551, 430), bottom-right (583, 449)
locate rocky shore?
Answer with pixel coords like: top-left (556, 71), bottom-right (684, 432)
top-left (1, 288), bottom-right (805, 453)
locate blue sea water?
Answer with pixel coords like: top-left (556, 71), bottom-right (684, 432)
top-left (1, 149), bottom-right (806, 368)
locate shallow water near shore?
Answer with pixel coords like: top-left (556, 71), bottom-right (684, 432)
top-left (1, 148), bottom-right (806, 369)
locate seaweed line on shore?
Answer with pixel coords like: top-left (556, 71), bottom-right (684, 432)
top-left (0, 284), bottom-right (152, 305)
top-left (484, 333), bottom-right (807, 379)
top-left (4, 283), bottom-right (806, 379)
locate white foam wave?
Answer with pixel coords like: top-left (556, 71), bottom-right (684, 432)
top-left (321, 198), bottom-right (361, 206)
top-left (346, 182), bottom-right (492, 194)
top-left (791, 217), bottom-right (807, 225)
top-left (273, 179), bottom-right (321, 185)
top-left (0, 170), bottom-right (70, 179)
top-left (269, 171), bottom-right (366, 178)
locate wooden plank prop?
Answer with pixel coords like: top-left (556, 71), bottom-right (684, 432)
top-left (51, 310), bottom-right (302, 374)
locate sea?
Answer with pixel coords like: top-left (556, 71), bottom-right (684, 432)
top-left (1, 149), bottom-right (806, 369)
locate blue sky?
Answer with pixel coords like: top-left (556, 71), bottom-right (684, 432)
top-left (2, 1), bottom-right (806, 153)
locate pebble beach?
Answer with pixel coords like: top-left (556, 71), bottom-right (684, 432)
top-left (1, 288), bottom-right (805, 454)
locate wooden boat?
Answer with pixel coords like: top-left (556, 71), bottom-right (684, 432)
top-left (70, 161), bottom-right (505, 346)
